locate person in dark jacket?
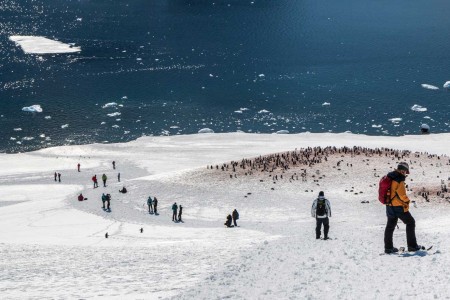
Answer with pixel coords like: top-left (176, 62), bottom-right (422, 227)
top-left (147, 196), bottom-right (154, 214)
top-left (384, 162), bottom-right (422, 254)
top-left (58, 173), bottom-right (61, 182)
top-left (119, 186), bottom-right (127, 193)
top-left (105, 194), bottom-right (111, 210)
top-left (311, 191), bottom-right (332, 240)
top-left (92, 175), bottom-right (98, 188)
top-left (78, 193), bottom-right (84, 201)
top-left (54, 172), bottom-right (57, 182)
top-left (232, 209), bottom-right (239, 227)
top-left (153, 197), bottom-right (158, 214)
top-left (224, 214), bottom-right (233, 227)
top-left (172, 202), bottom-right (178, 221)
top-left (178, 205), bottom-right (183, 222)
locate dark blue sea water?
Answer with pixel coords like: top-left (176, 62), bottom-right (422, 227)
top-left (1, 0), bottom-right (449, 152)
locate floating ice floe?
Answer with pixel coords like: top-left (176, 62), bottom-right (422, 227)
top-left (76, 18), bottom-right (82, 22)
top-left (421, 84), bottom-right (439, 90)
top-left (322, 102), bottom-right (331, 106)
top-left (44, 116), bottom-right (51, 119)
top-left (22, 104), bottom-right (43, 113)
top-left (112, 125), bottom-right (120, 128)
top-left (107, 112), bottom-right (121, 117)
top-left (275, 130), bottom-right (289, 134)
top-left (388, 118), bottom-right (402, 124)
top-left (198, 128), bottom-right (214, 134)
top-left (234, 110), bottom-right (243, 114)
top-left (240, 108), bottom-right (249, 111)
top-left (442, 81), bottom-right (450, 89)
top-left (102, 102), bottom-right (118, 108)
top-left (411, 104), bottom-right (427, 112)
top-left (61, 124), bottom-right (69, 129)
top-left (258, 74), bottom-right (265, 78)
top-left (22, 137), bottom-right (34, 141)
top-left (13, 128), bottom-right (22, 131)
top-left (9, 36), bottom-right (81, 54)
top-left (372, 124), bottom-right (382, 128)
top-left (258, 109), bottom-right (270, 114)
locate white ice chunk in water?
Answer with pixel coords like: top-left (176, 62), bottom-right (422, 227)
top-left (107, 112), bottom-right (121, 117)
top-left (13, 128), bottom-right (22, 131)
top-left (102, 102), bottom-right (118, 108)
top-left (44, 115), bottom-right (51, 119)
top-left (388, 118), bottom-right (402, 123)
top-left (258, 109), bottom-right (270, 114)
top-left (258, 74), bottom-right (265, 77)
top-left (372, 124), bottom-right (382, 128)
top-left (112, 125), bottom-right (120, 128)
top-left (322, 102), bottom-right (331, 106)
top-left (9, 36), bottom-right (81, 54)
top-left (198, 128), bottom-right (214, 133)
top-left (22, 104), bottom-right (43, 113)
top-left (411, 104), bottom-right (427, 112)
top-left (443, 81), bottom-right (450, 89)
top-left (421, 84), bottom-right (439, 90)
top-left (61, 124), bottom-right (69, 129)
top-left (234, 110), bottom-right (243, 114)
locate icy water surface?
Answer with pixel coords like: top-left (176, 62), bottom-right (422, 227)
top-left (1, 0), bottom-right (450, 152)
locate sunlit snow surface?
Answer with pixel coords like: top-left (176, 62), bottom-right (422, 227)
top-left (9, 36), bottom-right (81, 54)
top-left (1, 133), bottom-right (450, 299)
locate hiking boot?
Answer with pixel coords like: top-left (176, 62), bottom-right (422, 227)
top-left (408, 245), bottom-right (424, 252)
top-left (316, 237), bottom-right (320, 240)
top-left (384, 247), bottom-right (399, 254)
top-left (323, 237), bottom-right (329, 240)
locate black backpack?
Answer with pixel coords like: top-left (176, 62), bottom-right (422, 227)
top-left (316, 198), bottom-right (327, 216)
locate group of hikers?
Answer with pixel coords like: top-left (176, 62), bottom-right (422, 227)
top-left (309, 162), bottom-right (424, 253)
top-left (147, 196), bottom-right (159, 215)
top-left (171, 202), bottom-right (183, 222)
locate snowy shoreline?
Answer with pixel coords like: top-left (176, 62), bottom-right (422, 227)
top-left (1, 132), bottom-right (450, 299)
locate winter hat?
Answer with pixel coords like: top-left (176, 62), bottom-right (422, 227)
top-left (319, 191), bottom-right (324, 197)
top-left (397, 162), bottom-right (410, 174)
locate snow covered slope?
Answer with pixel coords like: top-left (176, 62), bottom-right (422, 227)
top-left (0, 133), bottom-right (449, 299)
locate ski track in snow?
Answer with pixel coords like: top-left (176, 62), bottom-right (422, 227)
top-left (0, 133), bottom-right (450, 299)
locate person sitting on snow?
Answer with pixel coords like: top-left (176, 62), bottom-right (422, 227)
top-left (78, 193), bottom-right (84, 201)
top-left (119, 186), bottom-right (127, 193)
top-left (224, 214), bottom-right (233, 227)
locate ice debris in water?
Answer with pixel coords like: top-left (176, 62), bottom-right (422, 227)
top-left (258, 109), bottom-right (270, 114)
top-left (61, 124), bottom-right (69, 129)
top-left (102, 102), bottom-right (118, 108)
top-left (443, 81), bottom-right (450, 89)
top-left (22, 104), bottom-right (43, 113)
top-left (322, 102), bottom-right (331, 106)
top-left (388, 118), bottom-right (402, 124)
top-left (13, 128), bottom-right (22, 131)
top-left (198, 128), bottom-right (214, 133)
top-left (421, 84), bottom-right (439, 90)
top-left (411, 104), bottom-right (427, 112)
top-left (44, 116), bottom-right (51, 119)
top-left (107, 112), bottom-right (121, 117)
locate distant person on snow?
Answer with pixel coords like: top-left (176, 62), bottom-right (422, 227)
top-left (101, 193), bottom-right (107, 209)
top-left (232, 209), bottom-right (239, 227)
top-left (384, 162), bottom-right (423, 254)
top-left (105, 194), bottom-right (111, 210)
top-left (112, 161), bottom-right (116, 169)
top-left (224, 214), bottom-right (233, 227)
top-left (78, 193), bottom-right (84, 201)
top-left (58, 173), bottom-right (61, 182)
top-left (102, 173), bottom-right (107, 187)
top-left (119, 186), bottom-right (127, 193)
top-left (77, 163), bottom-right (80, 172)
top-left (311, 191), bottom-right (331, 240)
top-left (54, 172), bottom-right (57, 182)
top-left (153, 197), bottom-right (158, 214)
top-left (118, 172), bottom-right (121, 182)
top-left (178, 205), bottom-right (183, 222)
top-left (147, 196), bottom-right (154, 214)
top-left (172, 202), bottom-right (178, 221)
top-left (92, 175), bottom-right (98, 188)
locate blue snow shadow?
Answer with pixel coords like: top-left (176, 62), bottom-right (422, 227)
top-left (398, 250), bottom-right (440, 257)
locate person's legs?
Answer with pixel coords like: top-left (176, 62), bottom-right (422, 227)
top-left (233, 218), bottom-right (237, 227)
top-left (316, 218), bottom-right (323, 239)
top-left (398, 212), bottom-right (418, 248)
top-left (384, 217), bottom-right (398, 249)
top-left (323, 218), bottom-right (330, 239)
top-left (107, 200), bottom-right (110, 210)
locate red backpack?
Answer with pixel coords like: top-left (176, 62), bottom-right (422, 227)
top-left (378, 175), bottom-right (393, 204)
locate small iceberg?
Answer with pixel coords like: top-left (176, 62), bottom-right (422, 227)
top-left (411, 104), bottom-right (427, 112)
top-left (102, 102), bottom-right (118, 108)
top-left (9, 36), bottom-right (81, 54)
top-left (198, 128), bottom-right (214, 134)
top-left (444, 81), bottom-right (450, 89)
top-left (61, 124), bottom-right (69, 129)
top-left (322, 102), bottom-right (331, 106)
top-left (388, 118), bottom-right (402, 124)
top-left (258, 109), bottom-right (270, 114)
top-left (107, 112), bottom-right (121, 117)
top-left (421, 84), bottom-right (439, 90)
top-left (22, 104), bottom-right (43, 113)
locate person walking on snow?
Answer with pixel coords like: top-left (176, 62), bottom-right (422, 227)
top-left (232, 209), bottom-right (239, 227)
top-left (172, 202), bottom-right (178, 222)
top-left (112, 161), bottom-right (116, 169)
top-left (153, 197), bottom-right (158, 215)
top-left (311, 191), bottom-right (331, 240)
top-left (147, 196), bottom-right (154, 214)
top-left (102, 173), bottom-right (107, 187)
top-left (118, 172), bottom-right (121, 182)
top-left (178, 205), bottom-right (183, 222)
top-left (101, 193), bottom-right (106, 209)
top-left (92, 175), bottom-right (98, 188)
top-left (77, 163), bottom-right (80, 172)
top-left (384, 162), bottom-right (423, 254)
top-left (58, 173), bottom-right (61, 182)
top-left (54, 172), bottom-right (57, 182)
